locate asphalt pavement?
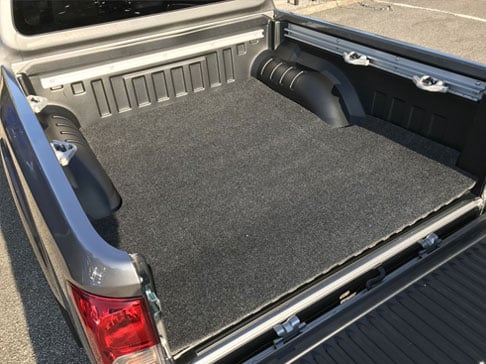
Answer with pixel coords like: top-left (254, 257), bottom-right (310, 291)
top-left (0, 1), bottom-right (484, 363)
top-left (310, 0), bottom-right (486, 63)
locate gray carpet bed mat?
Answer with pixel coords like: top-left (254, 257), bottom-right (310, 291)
top-left (84, 79), bottom-right (475, 352)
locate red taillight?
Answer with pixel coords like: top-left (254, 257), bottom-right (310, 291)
top-left (69, 284), bottom-right (159, 364)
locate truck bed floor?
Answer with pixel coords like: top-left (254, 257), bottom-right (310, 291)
top-left (84, 79), bottom-right (475, 352)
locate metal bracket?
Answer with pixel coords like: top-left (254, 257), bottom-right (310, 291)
top-left (50, 140), bottom-right (77, 167)
top-left (145, 288), bottom-right (174, 364)
top-left (131, 253), bottom-right (174, 364)
top-left (27, 95), bottom-right (48, 114)
top-left (145, 289), bottom-right (162, 318)
top-left (284, 24), bottom-right (485, 101)
top-left (273, 316), bottom-right (305, 348)
top-left (413, 75), bottom-right (449, 93)
top-left (344, 51), bottom-right (370, 66)
top-left (418, 233), bottom-right (441, 256)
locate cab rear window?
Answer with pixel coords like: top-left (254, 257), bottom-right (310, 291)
top-left (13, 0), bottom-right (227, 35)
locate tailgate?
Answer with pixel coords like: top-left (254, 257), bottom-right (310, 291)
top-left (254, 214), bottom-right (486, 363)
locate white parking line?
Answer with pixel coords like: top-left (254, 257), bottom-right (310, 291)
top-left (374, 0), bottom-right (486, 23)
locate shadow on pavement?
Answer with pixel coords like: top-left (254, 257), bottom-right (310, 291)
top-left (0, 166), bottom-right (89, 364)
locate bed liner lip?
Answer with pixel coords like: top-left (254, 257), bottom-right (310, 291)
top-left (189, 197), bottom-right (483, 363)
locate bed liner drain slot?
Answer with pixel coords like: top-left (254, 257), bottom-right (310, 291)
top-left (366, 266), bottom-right (387, 290)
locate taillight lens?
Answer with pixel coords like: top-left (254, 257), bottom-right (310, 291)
top-left (69, 284), bottom-right (160, 364)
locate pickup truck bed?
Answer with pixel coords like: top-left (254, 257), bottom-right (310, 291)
top-left (84, 79), bottom-right (475, 351)
top-left (1, 1), bottom-right (485, 362)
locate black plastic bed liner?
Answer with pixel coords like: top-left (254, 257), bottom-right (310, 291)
top-left (83, 78), bottom-right (475, 352)
top-left (259, 215), bottom-right (486, 364)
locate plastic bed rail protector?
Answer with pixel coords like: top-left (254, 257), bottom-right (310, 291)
top-left (283, 24), bottom-right (485, 101)
top-left (190, 198), bottom-right (483, 364)
top-left (39, 30), bottom-right (265, 89)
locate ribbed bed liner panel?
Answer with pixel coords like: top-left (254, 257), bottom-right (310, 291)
top-left (292, 239), bottom-right (486, 364)
top-left (83, 79), bottom-right (475, 352)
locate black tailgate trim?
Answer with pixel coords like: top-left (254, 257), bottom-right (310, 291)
top-left (259, 214), bottom-right (486, 364)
